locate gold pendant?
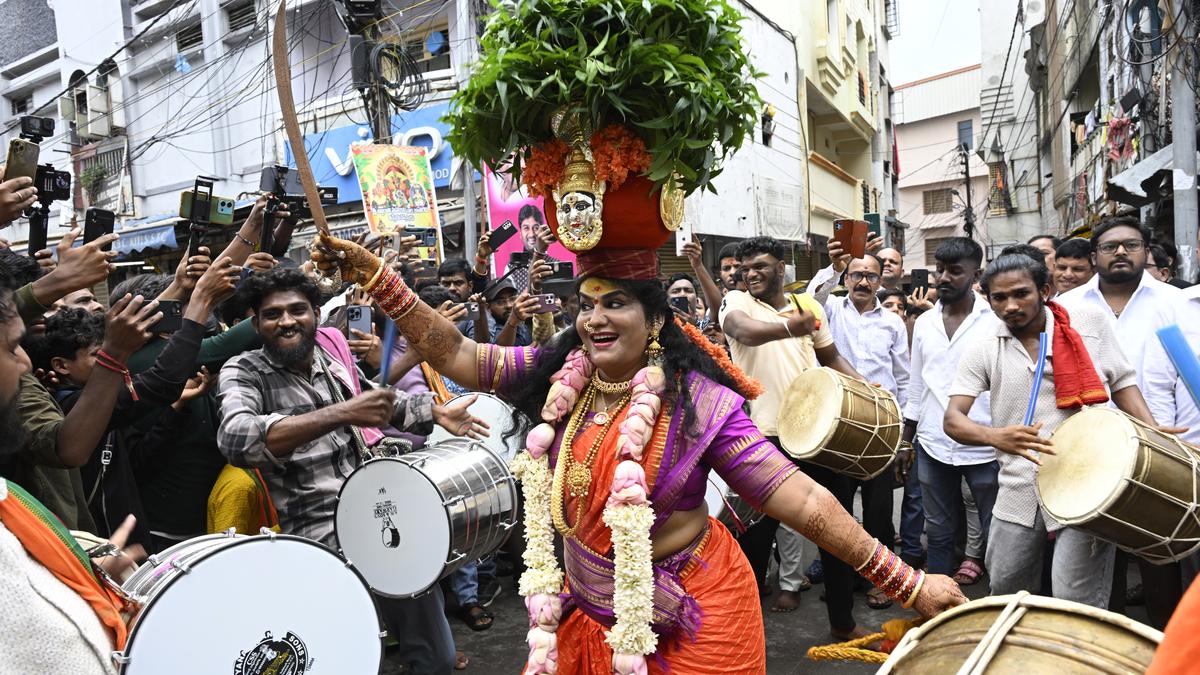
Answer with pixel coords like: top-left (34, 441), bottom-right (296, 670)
top-left (566, 463), bottom-right (592, 498)
top-left (659, 174), bottom-right (685, 232)
top-left (593, 412), bottom-right (609, 426)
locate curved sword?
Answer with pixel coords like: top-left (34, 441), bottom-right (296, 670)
top-left (273, 0), bottom-right (330, 237)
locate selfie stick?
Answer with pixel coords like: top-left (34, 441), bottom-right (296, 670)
top-left (1023, 332), bottom-right (1049, 426)
top-left (379, 319), bottom-right (398, 386)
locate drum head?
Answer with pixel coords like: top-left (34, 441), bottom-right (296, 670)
top-left (119, 536), bottom-right (380, 674)
top-left (778, 368), bottom-right (841, 459)
top-left (336, 458), bottom-right (450, 597)
top-left (427, 393), bottom-right (526, 462)
top-left (1038, 408), bottom-right (1138, 523)
top-left (705, 474), bottom-right (730, 517)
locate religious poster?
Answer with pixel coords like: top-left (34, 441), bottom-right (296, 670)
top-left (352, 144), bottom-right (442, 259)
top-left (483, 165), bottom-right (576, 284)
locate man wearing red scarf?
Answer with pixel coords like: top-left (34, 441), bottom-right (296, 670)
top-left (943, 250), bottom-right (1172, 608)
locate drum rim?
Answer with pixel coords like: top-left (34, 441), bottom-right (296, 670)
top-left (335, 455), bottom-right (455, 598)
top-left (116, 534), bottom-right (383, 669)
top-left (426, 392), bottom-right (529, 450)
top-left (778, 367), bottom-right (843, 459)
top-left (879, 591), bottom-right (1163, 673)
top-left (1037, 408), bottom-right (1141, 525)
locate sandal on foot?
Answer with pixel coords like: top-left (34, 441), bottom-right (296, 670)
top-left (866, 586), bottom-right (893, 610)
top-left (459, 603), bottom-right (493, 631)
top-left (953, 559), bottom-right (984, 586)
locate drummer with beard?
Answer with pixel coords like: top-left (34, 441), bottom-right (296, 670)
top-left (943, 250), bottom-right (1179, 608)
top-left (718, 235), bottom-right (871, 638)
top-left (216, 268), bottom-right (486, 675)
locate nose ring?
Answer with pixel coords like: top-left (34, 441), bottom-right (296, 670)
top-left (583, 322), bottom-right (596, 335)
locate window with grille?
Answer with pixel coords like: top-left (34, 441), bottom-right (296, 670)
top-left (9, 94), bottom-right (30, 116)
top-left (923, 188), bottom-right (953, 214)
top-left (862, 183), bottom-right (870, 212)
top-left (227, 2), bottom-right (257, 32)
top-left (177, 24), bottom-right (203, 52)
top-left (988, 162), bottom-right (1013, 216)
top-left (957, 119), bottom-right (973, 150)
top-left (925, 236), bottom-right (952, 266)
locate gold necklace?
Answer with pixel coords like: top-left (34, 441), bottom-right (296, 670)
top-left (591, 373), bottom-right (633, 395)
top-left (550, 383), bottom-right (631, 538)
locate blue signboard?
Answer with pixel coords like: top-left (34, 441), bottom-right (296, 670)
top-left (283, 103), bottom-right (461, 204)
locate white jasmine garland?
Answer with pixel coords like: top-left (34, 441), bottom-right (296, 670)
top-left (511, 451), bottom-right (563, 597)
top-left (603, 502), bottom-right (658, 656)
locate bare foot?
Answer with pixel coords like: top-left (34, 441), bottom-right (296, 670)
top-left (830, 625), bottom-right (872, 641)
top-left (770, 590), bottom-right (801, 612)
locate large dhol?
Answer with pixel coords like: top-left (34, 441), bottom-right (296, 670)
top-left (777, 366), bottom-right (902, 480)
top-left (114, 530), bottom-right (381, 674)
top-left (335, 438), bottom-right (519, 597)
top-left (426, 392), bottom-right (528, 463)
top-left (1037, 406), bottom-right (1200, 564)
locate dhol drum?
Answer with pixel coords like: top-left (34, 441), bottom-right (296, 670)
top-left (1037, 407), bottom-right (1200, 564)
top-left (777, 366), bottom-right (902, 480)
top-left (335, 437), bottom-right (519, 597)
top-left (113, 530), bottom-right (381, 674)
top-left (426, 392), bottom-right (528, 463)
top-left (879, 591), bottom-right (1162, 675)
top-left (704, 473), bottom-right (762, 534)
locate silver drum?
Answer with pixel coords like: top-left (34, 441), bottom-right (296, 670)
top-left (705, 473), bottom-right (763, 535)
top-left (334, 438), bottom-right (519, 597)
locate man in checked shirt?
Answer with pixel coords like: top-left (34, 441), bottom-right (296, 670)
top-left (217, 268), bottom-right (484, 675)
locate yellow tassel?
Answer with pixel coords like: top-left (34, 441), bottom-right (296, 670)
top-left (805, 618), bottom-right (921, 664)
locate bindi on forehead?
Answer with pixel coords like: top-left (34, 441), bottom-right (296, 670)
top-left (580, 278), bottom-right (621, 298)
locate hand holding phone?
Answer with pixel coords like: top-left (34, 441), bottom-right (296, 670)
top-left (149, 299), bottom-right (183, 334)
top-left (489, 220), bottom-right (518, 249)
top-left (832, 219), bottom-right (868, 259)
top-left (675, 224), bottom-right (693, 257)
top-left (84, 208), bottom-right (116, 252)
top-left (530, 293), bottom-right (558, 314)
top-left (346, 304), bottom-right (374, 338)
top-left (910, 268), bottom-right (930, 293)
top-left (4, 139), bottom-right (39, 182)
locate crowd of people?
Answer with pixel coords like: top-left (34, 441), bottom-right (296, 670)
top-left (1, 151), bottom-right (1199, 672)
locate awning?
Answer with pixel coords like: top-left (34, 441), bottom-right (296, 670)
top-left (114, 216), bottom-right (182, 255)
top-left (1108, 143), bottom-right (1200, 207)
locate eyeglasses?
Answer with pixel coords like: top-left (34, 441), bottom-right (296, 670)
top-left (1097, 239), bottom-right (1145, 255)
top-left (847, 271), bottom-right (881, 284)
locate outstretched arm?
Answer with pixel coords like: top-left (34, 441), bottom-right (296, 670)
top-left (312, 233), bottom-right (481, 390)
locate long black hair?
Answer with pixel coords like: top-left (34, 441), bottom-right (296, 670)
top-left (507, 278), bottom-right (749, 439)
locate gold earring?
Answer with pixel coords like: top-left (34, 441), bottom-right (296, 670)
top-left (647, 319), bottom-right (664, 366)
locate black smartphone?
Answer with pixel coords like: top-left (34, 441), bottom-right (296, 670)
top-left (911, 268), bottom-right (930, 292)
top-left (669, 296), bottom-right (691, 315)
top-left (547, 260), bottom-right (573, 281)
top-left (83, 208), bottom-right (116, 251)
top-left (866, 215), bottom-right (882, 238)
top-left (508, 251), bottom-right (532, 270)
top-left (150, 299), bottom-right (183, 334)
top-left (489, 220), bottom-right (518, 249)
top-left (459, 301), bottom-right (480, 315)
top-left (346, 304), bottom-right (373, 337)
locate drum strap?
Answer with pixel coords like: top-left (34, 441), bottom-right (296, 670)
top-left (315, 350), bottom-right (374, 464)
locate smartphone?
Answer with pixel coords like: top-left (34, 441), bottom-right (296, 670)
top-left (669, 296), bottom-right (691, 315)
top-left (346, 304), bottom-right (373, 338)
top-left (675, 225), bottom-right (693, 257)
top-left (404, 227), bottom-right (437, 247)
top-left (179, 191), bottom-right (235, 226)
top-left (832, 219), bottom-right (868, 258)
top-left (3, 139), bottom-right (39, 182)
top-left (911, 268), bottom-right (930, 293)
top-left (531, 293), bottom-right (557, 314)
top-left (460, 301), bottom-right (480, 315)
top-left (83, 208), bottom-right (116, 251)
top-left (547, 260), bottom-right (573, 281)
top-left (866, 214), bottom-right (882, 238)
top-left (150, 299), bottom-right (183, 334)
top-left (489, 220), bottom-right (518, 249)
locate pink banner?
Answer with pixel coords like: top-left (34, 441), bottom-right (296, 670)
top-left (483, 166), bottom-right (576, 277)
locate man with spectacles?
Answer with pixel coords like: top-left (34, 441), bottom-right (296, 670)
top-left (1057, 215), bottom-right (1183, 629)
top-left (821, 254), bottom-right (911, 610)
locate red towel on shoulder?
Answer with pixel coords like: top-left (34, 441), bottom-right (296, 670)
top-left (1048, 301), bottom-right (1109, 409)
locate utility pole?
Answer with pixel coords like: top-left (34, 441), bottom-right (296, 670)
top-left (1171, 1), bottom-right (1198, 283)
top-left (453, 0), bottom-right (478, 260)
top-left (961, 146), bottom-right (976, 239)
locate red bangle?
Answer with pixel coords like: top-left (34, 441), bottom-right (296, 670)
top-left (94, 349), bottom-right (138, 402)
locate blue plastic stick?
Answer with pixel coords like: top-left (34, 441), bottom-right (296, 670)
top-left (1024, 332), bottom-right (1049, 426)
top-left (1156, 324), bottom-right (1200, 408)
top-left (379, 319), bottom-right (398, 386)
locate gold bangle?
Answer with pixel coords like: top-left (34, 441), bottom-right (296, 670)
top-left (362, 260), bottom-right (387, 292)
top-left (902, 571), bottom-right (925, 609)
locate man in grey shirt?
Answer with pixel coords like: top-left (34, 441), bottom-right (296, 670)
top-left (944, 251), bottom-right (1171, 608)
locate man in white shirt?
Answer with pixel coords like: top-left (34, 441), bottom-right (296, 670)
top-left (1055, 216), bottom-right (1184, 627)
top-left (720, 235), bottom-right (868, 638)
top-left (899, 237), bottom-right (1001, 580)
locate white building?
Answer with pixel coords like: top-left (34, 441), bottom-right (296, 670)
top-left (894, 65), bottom-right (991, 273)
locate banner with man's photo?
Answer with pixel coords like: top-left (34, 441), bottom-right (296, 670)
top-left (482, 165), bottom-right (576, 286)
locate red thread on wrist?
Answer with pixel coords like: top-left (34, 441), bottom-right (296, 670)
top-left (95, 349), bottom-right (138, 402)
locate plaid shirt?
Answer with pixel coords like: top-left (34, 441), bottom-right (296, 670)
top-left (216, 345), bottom-right (434, 547)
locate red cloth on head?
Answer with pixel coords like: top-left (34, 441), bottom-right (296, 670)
top-left (1048, 301), bottom-right (1110, 409)
top-left (576, 248), bottom-right (659, 280)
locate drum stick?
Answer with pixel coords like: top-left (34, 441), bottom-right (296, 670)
top-left (379, 319), bottom-right (398, 386)
top-left (1023, 332), bottom-right (1049, 426)
top-left (1156, 324), bottom-right (1200, 408)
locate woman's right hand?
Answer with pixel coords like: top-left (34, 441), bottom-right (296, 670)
top-left (312, 233), bottom-right (382, 286)
top-left (911, 573), bottom-right (968, 618)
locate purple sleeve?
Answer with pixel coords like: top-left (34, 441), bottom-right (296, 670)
top-left (704, 407), bottom-right (797, 510)
top-left (476, 343), bottom-right (541, 397)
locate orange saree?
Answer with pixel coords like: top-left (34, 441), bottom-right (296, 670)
top-left (552, 405), bottom-right (767, 674)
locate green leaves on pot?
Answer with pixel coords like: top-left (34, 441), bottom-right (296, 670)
top-left (445, 0), bottom-right (764, 196)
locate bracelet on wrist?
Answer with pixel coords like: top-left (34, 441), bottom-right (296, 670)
top-left (95, 349), bottom-right (139, 402)
top-left (235, 232), bottom-right (257, 248)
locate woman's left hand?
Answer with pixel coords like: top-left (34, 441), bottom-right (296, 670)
top-left (433, 393), bottom-right (491, 440)
top-left (910, 573), bottom-right (968, 618)
top-left (312, 233), bottom-right (381, 285)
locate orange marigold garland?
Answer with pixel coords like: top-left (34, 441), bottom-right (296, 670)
top-left (522, 139), bottom-right (570, 199)
top-left (677, 318), bottom-right (765, 400)
top-left (590, 125), bottom-right (652, 191)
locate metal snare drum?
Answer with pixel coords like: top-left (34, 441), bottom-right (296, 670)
top-left (704, 473), bottom-right (762, 534)
top-left (879, 592), bottom-right (1162, 674)
top-left (777, 366), bottom-right (902, 480)
top-left (114, 530), bottom-right (382, 674)
top-left (426, 392), bottom-right (528, 463)
top-left (1037, 407), bottom-right (1200, 564)
top-left (335, 437), bottom-right (519, 597)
